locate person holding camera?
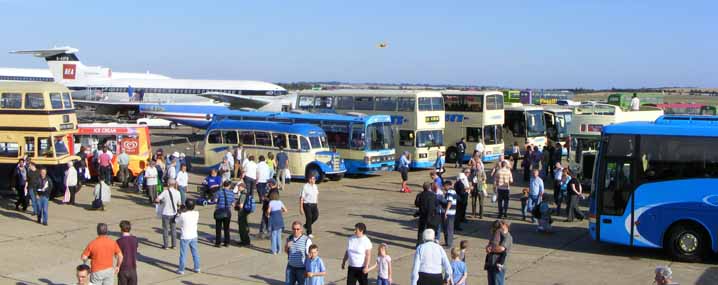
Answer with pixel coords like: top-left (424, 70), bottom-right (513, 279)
top-left (177, 199), bottom-right (200, 274)
top-left (155, 179), bottom-right (181, 249)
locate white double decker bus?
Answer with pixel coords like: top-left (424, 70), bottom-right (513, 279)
top-left (297, 90), bottom-right (445, 169)
top-left (442, 90), bottom-right (504, 163)
top-left (503, 103), bottom-right (547, 155)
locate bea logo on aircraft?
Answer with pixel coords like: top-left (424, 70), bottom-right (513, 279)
top-left (62, 64), bottom-right (76, 80)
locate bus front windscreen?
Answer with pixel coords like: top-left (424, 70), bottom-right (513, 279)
top-left (416, 130), bottom-right (444, 148)
top-left (526, 110), bottom-right (546, 138)
top-left (309, 136), bottom-right (327, 149)
top-left (556, 113), bottom-right (571, 138)
top-left (367, 122), bottom-right (395, 151)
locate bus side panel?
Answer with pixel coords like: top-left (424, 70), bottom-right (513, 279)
top-left (632, 180), bottom-right (718, 251)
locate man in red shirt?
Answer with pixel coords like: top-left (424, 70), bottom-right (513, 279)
top-left (82, 223), bottom-right (123, 285)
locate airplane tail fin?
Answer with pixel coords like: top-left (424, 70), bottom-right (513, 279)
top-left (10, 47), bottom-right (111, 83)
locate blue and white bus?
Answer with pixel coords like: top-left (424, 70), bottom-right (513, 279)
top-left (204, 119), bottom-right (346, 182)
top-left (589, 115), bottom-right (718, 262)
top-left (139, 104), bottom-right (395, 175)
top-left (215, 112), bottom-right (395, 175)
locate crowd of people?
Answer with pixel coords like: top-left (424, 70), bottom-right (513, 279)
top-left (9, 139), bottom-right (682, 285)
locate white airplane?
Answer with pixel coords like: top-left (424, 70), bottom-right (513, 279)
top-left (7, 47), bottom-right (294, 115)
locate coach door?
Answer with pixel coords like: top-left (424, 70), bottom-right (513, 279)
top-left (596, 135), bottom-right (638, 246)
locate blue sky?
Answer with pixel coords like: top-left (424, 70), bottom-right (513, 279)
top-left (0, 0), bottom-right (715, 88)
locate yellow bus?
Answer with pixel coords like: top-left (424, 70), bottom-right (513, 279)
top-left (0, 82), bottom-right (78, 196)
top-left (442, 90), bottom-right (505, 162)
top-left (297, 89), bottom-right (445, 169)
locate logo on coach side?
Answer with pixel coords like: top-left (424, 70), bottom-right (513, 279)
top-left (62, 64), bottom-right (76, 79)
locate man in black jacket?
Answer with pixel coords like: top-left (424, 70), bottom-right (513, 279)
top-left (36, 167), bottom-right (53, 225)
top-left (415, 182), bottom-right (438, 245)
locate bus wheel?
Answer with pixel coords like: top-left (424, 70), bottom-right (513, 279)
top-left (446, 147), bottom-right (458, 164)
top-left (305, 165), bottom-right (325, 184)
top-left (169, 122), bottom-right (178, 129)
top-left (665, 222), bottom-right (709, 262)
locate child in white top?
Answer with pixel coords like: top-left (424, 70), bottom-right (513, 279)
top-left (367, 243), bottom-right (392, 285)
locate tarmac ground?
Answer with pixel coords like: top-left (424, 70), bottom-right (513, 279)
top-left (0, 127), bottom-right (716, 285)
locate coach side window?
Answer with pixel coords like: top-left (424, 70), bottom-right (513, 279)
top-left (288, 135), bottom-right (299, 150)
top-left (222, 131), bottom-right (238, 145)
top-left (255, 132), bottom-right (272, 147)
top-left (337, 96), bottom-right (354, 110)
top-left (300, 136), bottom-right (311, 151)
top-left (639, 135), bottom-right (718, 181)
top-left (25, 93), bottom-right (45, 109)
top-left (375, 96), bottom-right (397, 111)
top-left (397, 97), bottom-right (414, 112)
top-left (240, 131), bottom-right (255, 145)
top-left (1, 93), bottom-right (22, 109)
top-left (207, 131), bottom-right (223, 144)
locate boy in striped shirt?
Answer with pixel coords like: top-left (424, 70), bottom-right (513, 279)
top-left (443, 180), bottom-right (457, 248)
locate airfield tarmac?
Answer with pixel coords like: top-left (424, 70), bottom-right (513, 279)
top-left (0, 127), bottom-right (716, 285)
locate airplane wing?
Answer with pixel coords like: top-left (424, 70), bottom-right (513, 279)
top-left (196, 92), bottom-right (272, 110)
top-left (10, 47), bottom-right (79, 57)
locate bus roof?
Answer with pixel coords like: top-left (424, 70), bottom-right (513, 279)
top-left (441, 90), bottom-right (503, 96)
top-left (504, 103), bottom-right (544, 111)
top-left (603, 116), bottom-right (718, 137)
top-left (212, 110), bottom-right (392, 124)
top-left (0, 82), bottom-right (69, 93)
top-left (298, 89), bottom-right (443, 97)
top-left (209, 119), bottom-right (325, 136)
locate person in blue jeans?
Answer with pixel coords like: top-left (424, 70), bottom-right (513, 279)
top-left (35, 168), bottom-right (53, 225)
top-left (286, 220), bottom-right (312, 285)
top-left (177, 199), bottom-right (201, 274)
top-left (528, 170), bottom-right (544, 223)
top-left (267, 191), bottom-right (287, 254)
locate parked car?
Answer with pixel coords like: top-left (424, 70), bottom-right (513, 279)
top-left (137, 117), bottom-right (179, 129)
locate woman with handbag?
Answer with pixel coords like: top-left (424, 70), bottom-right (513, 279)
top-left (213, 180), bottom-right (236, 247)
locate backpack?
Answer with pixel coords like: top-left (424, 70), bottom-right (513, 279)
top-left (243, 195), bottom-right (256, 213)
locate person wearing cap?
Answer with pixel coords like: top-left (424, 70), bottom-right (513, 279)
top-left (410, 228), bottom-right (452, 285)
top-left (398, 151), bottom-right (411, 193)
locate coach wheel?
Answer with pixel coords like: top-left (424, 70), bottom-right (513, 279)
top-left (665, 222), bottom-right (709, 263)
top-left (446, 147), bottom-right (458, 164)
top-left (169, 122), bottom-right (178, 129)
top-left (202, 200), bottom-right (209, 206)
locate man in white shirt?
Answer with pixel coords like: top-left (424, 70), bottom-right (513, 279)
top-left (177, 200), bottom-right (200, 274)
top-left (342, 223), bottom-right (372, 285)
top-left (176, 164), bottom-right (189, 205)
top-left (410, 228), bottom-right (452, 285)
top-left (256, 155), bottom-right (272, 235)
top-left (155, 180), bottom-right (181, 249)
top-left (475, 141), bottom-right (484, 158)
top-left (233, 145), bottom-right (244, 179)
top-left (299, 176), bottom-right (319, 238)
top-left (224, 148), bottom-right (234, 173)
top-left (242, 155), bottom-right (258, 197)
top-left (144, 161), bottom-right (159, 203)
top-left (630, 93), bottom-right (640, 111)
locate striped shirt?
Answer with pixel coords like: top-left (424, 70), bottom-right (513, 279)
top-left (495, 168), bottom-right (513, 190)
top-left (446, 188), bottom-right (457, 216)
top-left (287, 234), bottom-right (313, 268)
top-left (214, 189), bottom-right (235, 209)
